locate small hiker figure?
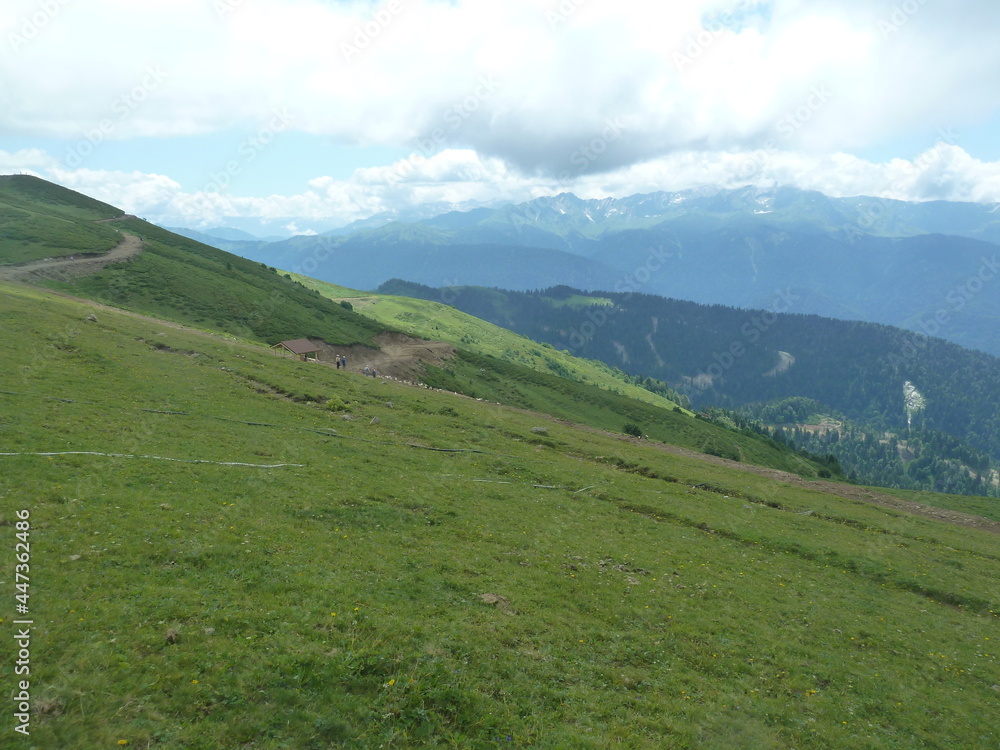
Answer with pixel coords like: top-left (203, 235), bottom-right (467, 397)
top-left (364, 365), bottom-right (371, 376)
top-left (371, 368), bottom-right (378, 378)
top-left (340, 355), bottom-right (346, 369)
top-left (335, 355), bottom-right (341, 370)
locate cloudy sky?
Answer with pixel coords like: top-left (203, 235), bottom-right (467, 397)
top-left (2, 0), bottom-right (1000, 235)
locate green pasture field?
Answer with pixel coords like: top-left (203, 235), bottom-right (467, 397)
top-left (0, 281), bottom-right (997, 749)
top-left (878, 487), bottom-right (1000, 523)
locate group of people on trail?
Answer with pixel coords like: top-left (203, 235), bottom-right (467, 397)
top-left (334, 354), bottom-right (378, 377)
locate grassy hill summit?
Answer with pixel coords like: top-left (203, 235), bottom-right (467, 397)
top-left (0, 173), bottom-right (123, 222)
top-left (0, 177), bottom-right (998, 748)
top-left (0, 174), bottom-right (125, 265)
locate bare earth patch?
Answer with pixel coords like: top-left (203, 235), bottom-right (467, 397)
top-left (478, 593), bottom-right (516, 614)
top-left (313, 332), bottom-right (455, 383)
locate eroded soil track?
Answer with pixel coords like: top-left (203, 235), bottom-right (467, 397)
top-left (311, 332), bottom-right (456, 383)
top-left (0, 231), bottom-right (143, 282)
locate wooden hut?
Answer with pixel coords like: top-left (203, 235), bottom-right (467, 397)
top-left (271, 338), bottom-right (320, 361)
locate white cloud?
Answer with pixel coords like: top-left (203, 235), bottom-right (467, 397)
top-left (0, 148), bottom-right (56, 172)
top-left (3, 0), bottom-right (999, 173)
top-left (45, 167), bottom-right (183, 216)
top-left (284, 222), bottom-right (317, 236)
top-left (4, 0), bottom-right (1000, 230)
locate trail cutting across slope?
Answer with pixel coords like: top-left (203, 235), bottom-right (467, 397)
top-left (0, 231), bottom-right (143, 282)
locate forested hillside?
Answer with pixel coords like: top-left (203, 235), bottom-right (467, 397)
top-left (727, 399), bottom-right (1000, 499)
top-left (381, 280), bottom-right (1000, 472)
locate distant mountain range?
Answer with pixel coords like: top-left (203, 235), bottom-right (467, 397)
top-left (176, 186), bottom-right (1000, 355)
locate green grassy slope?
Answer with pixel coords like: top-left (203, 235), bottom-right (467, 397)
top-left (286, 272), bottom-right (686, 413)
top-left (1, 280), bottom-right (998, 749)
top-left (421, 350), bottom-right (822, 475)
top-left (0, 174), bottom-right (122, 221)
top-left (0, 179), bottom-right (827, 478)
top-left (878, 487), bottom-right (1000, 522)
top-left (43, 218), bottom-right (390, 347)
top-left (0, 175), bottom-right (123, 264)
top-left (0, 176), bottom-right (389, 346)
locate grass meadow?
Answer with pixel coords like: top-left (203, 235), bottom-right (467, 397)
top-left (1, 281), bottom-right (998, 748)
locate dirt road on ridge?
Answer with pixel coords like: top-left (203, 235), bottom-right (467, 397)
top-left (0, 231), bottom-right (143, 282)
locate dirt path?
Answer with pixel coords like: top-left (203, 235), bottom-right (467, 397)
top-left (94, 214), bottom-right (137, 223)
top-left (313, 332), bottom-right (455, 383)
top-left (0, 231), bottom-right (143, 282)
